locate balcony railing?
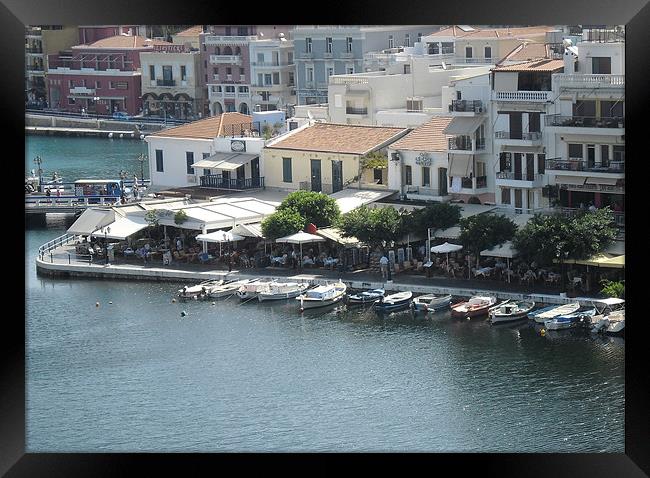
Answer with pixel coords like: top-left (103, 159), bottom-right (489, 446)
top-left (448, 137), bottom-right (485, 150)
top-left (449, 99), bottom-right (483, 113)
top-left (495, 131), bottom-right (542, 140)
top-left (346, 107), bottom-right (368, 115)
top-left (545, 115), bottom-right (624, 128)
top-left (340, 52), bottom-right (354, 59)
top-left (329, 76), bottom-right (369, 85)
top-left (26, 64), bottom-right (44, 71)
top-left (493, 91), bottom-right (552, 102)
top-left (209, 54), bottom-right (242, 64)
top-left (300, 52), bottom-right (314, 59)
top-left (546, 158), bottom-right (625, 173)
top-left (200, 175), bottom-right (264, 190)
top-left (461, 177), bottom-right (473, 188)
top-left (157, 79), bottom-right (176, 87)
top-left (250, 61), bottom-right (292, 67)
top-left (25, 47), bottom-right (43, 54)
top-left (406, 186), bottom-right (443, 197)
top-left (553, 73), bottom-right (625, 87)
top-left (496, 171), bottom-right (543, 182)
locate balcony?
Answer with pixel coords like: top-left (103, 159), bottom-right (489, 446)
top-left (340, 52), bottom-right (354, 59)
top-left (553, 73), bottom-right (625, 88)
top-left (449, 99), bottom-right (483, 113)
top-left (300, 52), bottom-right (314, 59)
top-left (203, 35), bottom-right (257, 44)
top-left (251, 61), bottom-right (291, 67)
top-left (25, 47), bottom-right (43, 54)
top-left (346, 107), bottom-right (368, 115)
top-left (323, 52), bottom-right (333, 59)
top-left (496, 171), bottom-right (544, 188)
top-left (156, 79), bottom-right (176, 87)
top-left (546, 158), bottom-right (625, 174)
top-left (495, 131), bottom-right (542, 141)
top-left (210, 55), bottom-right (242, 64)
top-left (448, 137), bottom-right (485, 151)
top-left (493, 91), bottom-right (552, 102)
top-left (545, 115), bottom-right (624, 129)
top-left (26, 64), bottom-right (44, 72)
top-left (200, 175), bottom-right (264, 190)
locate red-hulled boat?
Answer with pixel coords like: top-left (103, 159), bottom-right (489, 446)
top-left (451, 295), bottom-right (498, 318)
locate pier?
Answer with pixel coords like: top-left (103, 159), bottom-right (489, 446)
top-left (26, 126), bottom-right (146, 139)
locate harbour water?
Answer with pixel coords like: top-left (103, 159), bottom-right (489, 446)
top-left (25, 137), bottom-right (624, 452)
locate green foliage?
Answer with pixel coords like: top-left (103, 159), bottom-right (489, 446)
top-left (459, 214), bottom-right (517, 257)
top-left (360, 150), bottom-right (388, 170)
top-left (403, 203), bottom-right (461, 235)
top-left (336, 205), bottom-right (404, 247)
top-left (262, 124), bottom-right (274, 140)
top-left (277, 190), bottom-right (340, 227)
top-left (173, 209), bottom-right (188, 225)
top-left (261, 208), bottom-right (305, 241)
top-left (144, 209), bottom-right (161, 227)
top-left (513, 208), bottom-right (617, 266)
top-left (600, 279), bottom-right (625, 299)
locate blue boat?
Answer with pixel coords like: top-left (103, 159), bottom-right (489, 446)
top-left (529, 302), bottom-right (580, 323)
top-left (374, 291), bottom-right (413, 313)
top-left (347, 288), bottom-right (385, 306)
top-left (544, 306), bottom-right (596, 330)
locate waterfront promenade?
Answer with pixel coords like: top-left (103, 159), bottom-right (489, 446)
top-left (36, 243), bottom-right (598, 305)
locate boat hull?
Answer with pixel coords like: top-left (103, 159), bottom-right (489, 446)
top-left (374, 300), bottom-right (412, 313)
top-left (299, 293), bottom-right (345, 309)
top-left (258, 288), bottom-right (307, 301)
top-left (412, 295), bottom-right (452, 312)
top-left (490, 311), bottom-right (530, 324)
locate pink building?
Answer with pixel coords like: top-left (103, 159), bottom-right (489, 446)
top-left (47, 35), bottom-right (171, 116)
top-left (78, 25), bottom-right (145, 44)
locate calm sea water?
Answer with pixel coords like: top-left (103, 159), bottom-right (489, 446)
top-left (25, 136), bottom-right (625, 452)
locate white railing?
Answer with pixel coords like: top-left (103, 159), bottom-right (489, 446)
top-left (493, 91), bottom-right (552, 102)
top-left (210, 55), bottom-right (242, 64)
top-left (204, 35), bottom-right (257, 44)
top-left (553, 73), bottom-right (625, 87)
top-left (38, 233), bottom-right (79, 260)
top-left (329, 76), bottom-right (369, 85)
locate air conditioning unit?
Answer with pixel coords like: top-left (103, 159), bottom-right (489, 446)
top-left (406, 97), bottom-right (423, 112)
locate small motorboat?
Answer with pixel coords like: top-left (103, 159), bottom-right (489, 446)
top-left (298, 281), bottom-right (347, 310)
top-left (347, 288), bottom-right (385, 306)
top-left (451, 296), bottom-right (498, 318)
top-left (528, 302), bottom-right (580, 323)
top-left (237, 280), bottom-right (273, 301)
top-left (207, 278), bottom-right (257, 299)
top-left (374, 291), bottom-right (413, 313)
top-left (411, 294), bottom-right (452, 313)
top-left (178, 279), bottom-right (224, 299)
top-left (490, 300), bottom-right (536, 324)
top-left (544, 305), bottom-right (596, 330)
top-left (589, 298), bottom-right (625, 335)
top-left (258, 282), bottom-right (310, 301)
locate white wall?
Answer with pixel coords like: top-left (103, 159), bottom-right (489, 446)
top-left (577, 42), bottom-right (625, 75)
top-left (147, 136), bottom-right (214, 188)
top-left (493, 72), bottom-right (518, 91)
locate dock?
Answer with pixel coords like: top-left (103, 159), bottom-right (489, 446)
top-left (26, 126), bottom-right (145, 139)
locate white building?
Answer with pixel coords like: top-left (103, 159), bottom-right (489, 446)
top-left (249, 34), bottom-right (296, 112)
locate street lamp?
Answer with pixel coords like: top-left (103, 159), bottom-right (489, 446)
top-left (33, 155), bottom-right (43, 192)
top-left (104, 226), bottom-right (111, 265)
top-left (136, 153), bottom-right (148, 182)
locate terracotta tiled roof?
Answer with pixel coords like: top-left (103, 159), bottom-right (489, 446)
top-left (390, 116), bottom-right (453, 152)
top-left (149, 113), bottom-right (254, 140)
top-left (266, 123), bottom-right (409, 155)
top-left (427, 25), bottom-right (554, 39)
top-left (76, 35), bottom-right (173, 49)
top-left (492, 59), bottom-right (564, 72)
top-left (175, 25), bottom-right (203, 37)
top-left (504, 42), bottom-right (551, 61)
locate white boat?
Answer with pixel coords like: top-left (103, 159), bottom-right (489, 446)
top-left (451, 296), bottom-right (498, 318)
top-left (258, 282), bottom-right (310, 301)
top-left (374, 291), bottom-right (413, 313)
top-left (178, 279), bottom-right (224, 299)
top-left (347, 288), bottom-right (385, 306)
top-left (490, 301), bottom-right (536, 324)
top-left (411, 294), bottom-right (452, 312)
top-left (236, 280), bottom-right (273, 301)
top-left (528, 302), bottom-right (580, 323)
top-left (590, 298), bottom-right (625, 335)
top-left (207, 279), bottom-right (257, 299)
top-left (544, 316), bottom-right (576, 330)
top-left (298, 281), bottom-right (347, 310)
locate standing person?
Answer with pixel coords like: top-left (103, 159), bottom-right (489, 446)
top-left (176, 238), bottom-right (182, 252)
top-left (380, 254), bottom-right (389, 279)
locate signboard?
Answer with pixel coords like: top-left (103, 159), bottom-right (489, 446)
top-left (415, 152), bottom-right (432, 166)
top-left (559, 183), bottom-right (624, 194)
top-left (153, 44), bottom-right (189, 53)
top-left (231, 140), bottom-right (246, 152)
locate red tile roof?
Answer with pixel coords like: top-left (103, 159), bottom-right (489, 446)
top-left (148, 113), bottom-right (254, 140)
top-left (427, 25), bottom-right (554, 39)
top-left (390, 116), bottom-right (454, 152)
top-left (175, 26), bottom-right (203, 37)
top-left (503, 42), bottom-right (552, 61)
top-left (492, 59), bottom-right (565, 72)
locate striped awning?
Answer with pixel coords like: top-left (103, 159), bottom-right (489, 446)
top-left (555, 175), bottom-right (586, 185)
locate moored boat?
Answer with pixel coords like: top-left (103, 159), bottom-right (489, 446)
top-left (207, 278), bottom-right (257, 299)
top-left (374, 291), bottom-right (413, 313)
top-left (411, 294), bottom-right (452, 313)
top-left (528, 302), bottom-right (580, 323)
top-left (490, 300), bottom-right (536, 324)
top-left (451, 296), bottom-right (498, 318)
top-left (258, 282), bottom-right (310, 301)
top-left (298, 281), bottom-right (347, 310)
top-left (347, 288), bottom-right (385, 306)
top-left (178, 279), bottom-right (224, 299)
top-left (589, 298), bottom-right (625, 335)
top-left (237, 280), bottom-right (273, 301)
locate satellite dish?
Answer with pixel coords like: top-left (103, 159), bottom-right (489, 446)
top-left (562, 38), bottom-right (573, 47)
top-left (307, 111), bottom-right (314, 121)
top-left (441, 61), bottom-right (447, 70)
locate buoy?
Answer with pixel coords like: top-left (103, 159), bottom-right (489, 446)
top-left (108, 301), bottom-right (113, 304)
top-left (140, 134), bottom-right (145, 140)
top-left (130, 133), bottom-right (135, 138)
top-left (540, 328), bottom-right (546, 336)
top-left (171, 298), bottom-right (176, 303)
top-left (95, 302), bottom-right (100, 307)
top-left (119, 134), bottom-right (124, 138)
top-left (108, 132), bottom-right (113, 138)
top-left (212, 302), bottom-right (216, 306)
top-left (181, 311), bottom-right (187, 317)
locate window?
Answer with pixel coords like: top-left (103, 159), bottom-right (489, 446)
top-left (95, 81), bottom-right (101, 89)
top-left (404, 64), bottom-right (411, 74)
top-left (573, 100), bottom-right (596, 117)
top-left (326, 37), bottom-right (333, 53)
top-left (568, 144), bottom-right (583, 159)
top-left (484, 46), bottom-right (492, 59)
top-left (601, 146), bottom-right (610, 166)
top-left (273, 72), bottom-right (280, 85)
top-left (108, 81), bottom-right (115, 89)
top-left (405, 165), bottom-right (412, 185)
top-left (214, 46), bottom-right (220, 55)
top-left (428, 42), bottom-right (439, 54)
top-left (388, 35), bottom-right (394, 48)
top-left (501, 188), bottom-right (511, 204)
top-left (68, 79), bottom-right (74, 88)
top-left (613, 145), bottom-right (625, 162)
top-left (264, 74), bottom-right (272, 85)
top-left (327, 67), bottom-right (334, 78)
top-left (149, 65), bottom-right (155, 79)
top-left (441, 42), bottom-right (454, 54)
top-left (601, 100), bottom-right (624, 118)
top-left (238, 27), bottom-right (247, 36)
top-left (203, 169), bottom-right (211, 176)
top-left (346, 66), bottom-right (354, 74)
top-left (288, 52), bottom-right (293, 64)
top-left (257, 73), bottom-right (263, 86)
top-left (181, 65), bottom-right (186, 81)
top-left (592, 57), bottom-right (612, 74)
top-left (528, 112), bottom-right (541, 132)
top-left (186, 152), bottom-right (194, 174)
top-left (500, 152), bottom-right (512, 171)
top-left (155, 150), bottom-right (164, 172)
top-left (405, 34), bottom-right (410, 47)
top-left (225, 26), bottom-right (231, 36)
top-left (239, 86), bottom-right (249, 93)
top-left (346, 37), bottom-right (353, 52)
top-left (306, 67), bottom-right (314, 82)
top-left (422, 167), bottom-right (430, 186)
top-left (225, 85), bottom-right (235, 93)
top-left (418, 33), bottom-right (422, 42)
top-left (226, 67), bottom-right (232, 75)
top-left (282, 157), bottom-right (292, 182)
top-left (537, 154), bottom-right (545, 174)
top-left (306, 37), bottom-right (312, 53)
top-left (257, 53), bottom-right (264, 63)
top-left (162, 65), bottom-right (172, 83)
top-left (203, 152), bottom-right (210, 159)
top-left (68, 97), bottom-right (75, 105)
top-left (261, 91), bottom-right (270, 101)
top-left (465, 46), bottom-right (473, 58)
top-left (240, 67), bottom-right (245, 75)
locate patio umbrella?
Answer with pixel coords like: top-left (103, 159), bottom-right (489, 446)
top-left (196, 230), bottom-right (245, 256)
top-left (480, 241), bottom-right (518, 283)
top-left (276, 231), bottom-right (326, 268)
top-left (431, 242), bottom-right (463, 275)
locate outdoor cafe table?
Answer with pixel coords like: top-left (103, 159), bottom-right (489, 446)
top-left (474, 267), bottom-right (493, 278)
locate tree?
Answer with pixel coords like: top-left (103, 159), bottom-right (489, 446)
top-left (600, 279), bottom-right (625, 299)
top-left (336, 205), bottom-right (404, 247)
top-left (174, 209), bottom-right (188, 225)
top-left (403, 203), bottom-right (461, 236)
top-left (144, 209), bottom-right (162, 238)
top-left (459, 214), bottom-right (517, 268)
top-left (261, 208), bottom-right (305, 241)
top-left (262, 124), bottom-right (274, 140)
top-left (277, 190), bottom-right (340, 228)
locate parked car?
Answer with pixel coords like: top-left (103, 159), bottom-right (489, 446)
top-left (112, 111), bottom-right (131, 121)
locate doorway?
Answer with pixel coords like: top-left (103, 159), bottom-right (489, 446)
top-left (332, 160), bottom-right (343, 193)
top-left (310, 159), bottom-right (322, 192)
top-left (438, 167), bottom-right (448, 196)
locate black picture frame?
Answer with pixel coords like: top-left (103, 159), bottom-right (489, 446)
top-left (6, 0), bottom-right (648, 475)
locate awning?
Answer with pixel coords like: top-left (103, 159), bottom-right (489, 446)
top-left (213, 153), bottom-right (258, 171)
top-left (559, 253), bottom-right (624, 268)
top-left (500, 145), bottom-right (544, 153)
top-left (196, 230), bottom-right (245, 243)
top-left (448, 154), bottom-right (472, 177)
top-left (316, 227), bottom-right (359, 245)
top-left (431, 242), bottom-right (463, 254)
top-left (231, 222), bottom-right (264, 238)
top-left (67, 208), bottom-right (116, 235)
top-left (434, 226), bottom-right (461, 239)
top-left (585, 177), bottom-right (619, 185)
top-left (191, 159), bottom-right (223, 169)
top-left (329, 188), bottom-right (395, 214)
top-left (443, 116), bottom-right (484, 135)
top-left (555, 175), bottom-right (586, 185)
top-left (90, 215), bottom-right (148, 240)
top-left (480, 241), bottom-right (518, 259)
top-left (276, 232), bottom-right (326, 244)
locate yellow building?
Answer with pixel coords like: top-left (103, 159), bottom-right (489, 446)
top-left (263, 122), bottom-right (410, 194)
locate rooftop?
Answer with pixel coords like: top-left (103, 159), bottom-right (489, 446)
top-left (390, 116), bottom-right (454, 152)
top-left (148, 113), bottom-right (254, 140)
top-left (427, 25), bottom-right (554, 39)
top-left (175, 25), bottom-right (203, 37)
top-left (503, 42), bottom-right (553, 62)
top-left (75, 35), bottom-right (173, 49)
top-left (492, 59), bottom-right (565, 72)
top-left (265, 123), bottom-right (409, 155)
